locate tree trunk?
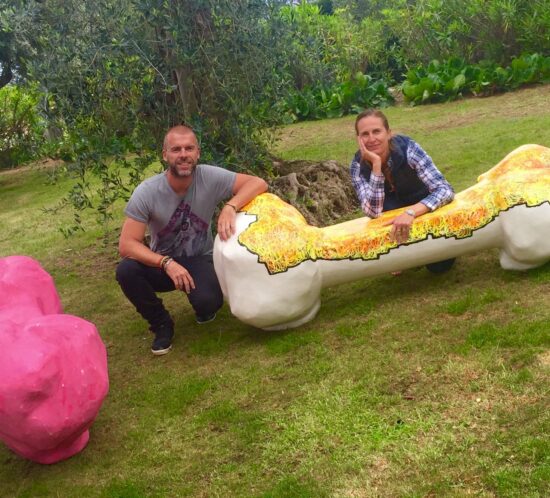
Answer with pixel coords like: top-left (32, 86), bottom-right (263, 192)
top-left (174, 66), bottom-right (199, 120)
top-left (0, 63), bottom-right (13, 89)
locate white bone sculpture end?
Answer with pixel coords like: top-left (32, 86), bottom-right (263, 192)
top-left (214, 145), bottom-right (550, 330)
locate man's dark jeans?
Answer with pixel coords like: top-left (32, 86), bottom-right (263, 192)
top-left (116, 255), bottom-right (223, 331)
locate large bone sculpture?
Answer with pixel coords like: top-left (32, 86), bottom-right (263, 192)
top-left (0, 256), bottom-right (109, 464)
top-left (214, 144), bottom-right (550, 330)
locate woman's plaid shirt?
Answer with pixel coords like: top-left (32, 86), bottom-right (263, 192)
top-left (350, 138), bottom-right (454, 218)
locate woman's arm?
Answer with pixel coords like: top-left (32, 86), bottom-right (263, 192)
top-left (350, 152), bottom-right (386, 218)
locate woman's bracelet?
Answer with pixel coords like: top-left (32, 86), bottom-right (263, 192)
top-left (225, 202), bottom-right (238, 212)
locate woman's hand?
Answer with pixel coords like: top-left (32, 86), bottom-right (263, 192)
top-left (382, 204), bottom-right (428, 244)
top-left (358, 137), bottom-right (382, 174)
top-left (384, 212), bottom-right (414, 244)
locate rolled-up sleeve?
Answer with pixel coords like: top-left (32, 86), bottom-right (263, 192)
top-left (350, 153), bottom-right (385, 218)
top-left (407, 141), bottom-right (454, 211)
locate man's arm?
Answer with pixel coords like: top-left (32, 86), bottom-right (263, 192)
top-left (217, 173), bottom-right (268, 241)
top-left (119, 217), bottom-right (162, 266)
top-left (118, 217), bottom-right (196, 293)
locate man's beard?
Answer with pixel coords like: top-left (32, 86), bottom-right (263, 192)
top-left (168, 159), bottom-right (196, 178)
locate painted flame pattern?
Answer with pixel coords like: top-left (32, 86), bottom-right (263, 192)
top-left (239, 145), bottom-right (550, 274)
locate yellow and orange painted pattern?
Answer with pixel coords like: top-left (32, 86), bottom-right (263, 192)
top-left (239, 145), bottom-right (550, 274)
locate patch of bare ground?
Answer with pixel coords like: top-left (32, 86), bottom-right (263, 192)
top-left (52, 234), bottom-right (120, 279)
top-left (0, 157), bottom-right (64, 176)
top-left (536, 350), bottom-right (550, 368)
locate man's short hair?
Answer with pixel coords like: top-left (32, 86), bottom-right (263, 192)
top-left (163, 125), bottom-right (197, 150)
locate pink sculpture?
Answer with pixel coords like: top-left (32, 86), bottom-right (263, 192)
top-left (0, 256), bottom-right (109, 464)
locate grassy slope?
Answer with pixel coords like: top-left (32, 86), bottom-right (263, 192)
top-left (1, 86), bottom-right (549, 498)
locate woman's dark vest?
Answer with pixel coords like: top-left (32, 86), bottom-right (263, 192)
top-left (358, 135), bottom-right (429, 209)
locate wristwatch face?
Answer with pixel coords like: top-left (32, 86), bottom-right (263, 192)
top-left (406, 209), bottom-right (415, 217)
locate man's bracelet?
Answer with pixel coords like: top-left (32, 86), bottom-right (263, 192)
top-left (159, 255), bottom-right (172, 270)
top-left (225, 202), bottom-right (238, 212)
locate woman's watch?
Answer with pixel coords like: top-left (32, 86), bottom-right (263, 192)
top-left (405, 209), bottom-right (416, 218)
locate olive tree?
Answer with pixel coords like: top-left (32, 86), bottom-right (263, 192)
top-left (6, 0), bottom-right (295, 232)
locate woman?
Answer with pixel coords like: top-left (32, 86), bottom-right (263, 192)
top-left (350, 108), bottom-right (455, 273)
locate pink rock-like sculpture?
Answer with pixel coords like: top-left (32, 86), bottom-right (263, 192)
top-left (0, 256), bottom-right (109, 464)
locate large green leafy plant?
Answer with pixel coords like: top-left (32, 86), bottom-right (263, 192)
top-left (282, 72), bottom-right (394, 122)
top-left (402, 54), bottom-right (550, 105)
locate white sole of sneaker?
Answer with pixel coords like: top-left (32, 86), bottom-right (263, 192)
top-left (196, 313), bottom-right (216, 325)
top-left (151, 345), bottom-right (172, 356)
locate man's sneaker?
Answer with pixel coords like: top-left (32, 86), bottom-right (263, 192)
top-left (195, 312), bottom-right (216, 325)
top-left (150, 325), bottom-right (174, 355)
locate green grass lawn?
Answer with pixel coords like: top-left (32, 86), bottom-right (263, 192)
top-left (1, 86), bottom-right (549, 497)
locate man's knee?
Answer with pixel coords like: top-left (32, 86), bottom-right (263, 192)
top-left (115, 258), bottom-right (141, 285)
top-left (189, 284), bottom-right (223, 314)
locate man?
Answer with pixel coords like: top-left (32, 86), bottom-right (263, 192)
top-left (350, 108), bottom-right (455, 273)
top-left (116, 125), bottom-right (267, 355)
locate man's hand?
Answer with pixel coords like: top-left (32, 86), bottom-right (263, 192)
top-left (217, 204), bottom-right (237, 241)
top-left (382, 211), bottom-right (415, 244)
top-left (219, 175), bottom-right (267, 242)
top-left (165, 261), bottom-right (195, 293)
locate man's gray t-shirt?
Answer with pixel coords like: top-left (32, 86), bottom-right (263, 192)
top-left (125, 164), bottom-right (236, 257)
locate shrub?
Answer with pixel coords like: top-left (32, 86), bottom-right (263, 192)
top-left (402, 53), bottom-right (550, 105)
top-left (0, 84), bottom-right (46, 168)
top-left (281, 72), bottom-right (394, 122)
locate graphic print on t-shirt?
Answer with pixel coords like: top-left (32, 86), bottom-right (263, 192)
top-left (157, 200), bottom-right (208, 257)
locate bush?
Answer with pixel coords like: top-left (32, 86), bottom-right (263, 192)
top-left (0, 84), bottom-right (46, 168)
top-left (382, 0), bottom-right (550, 67)
top-left (281, 72), bottom-right (394, 122)
top-left (402, 53), bottom-right (550, 105)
